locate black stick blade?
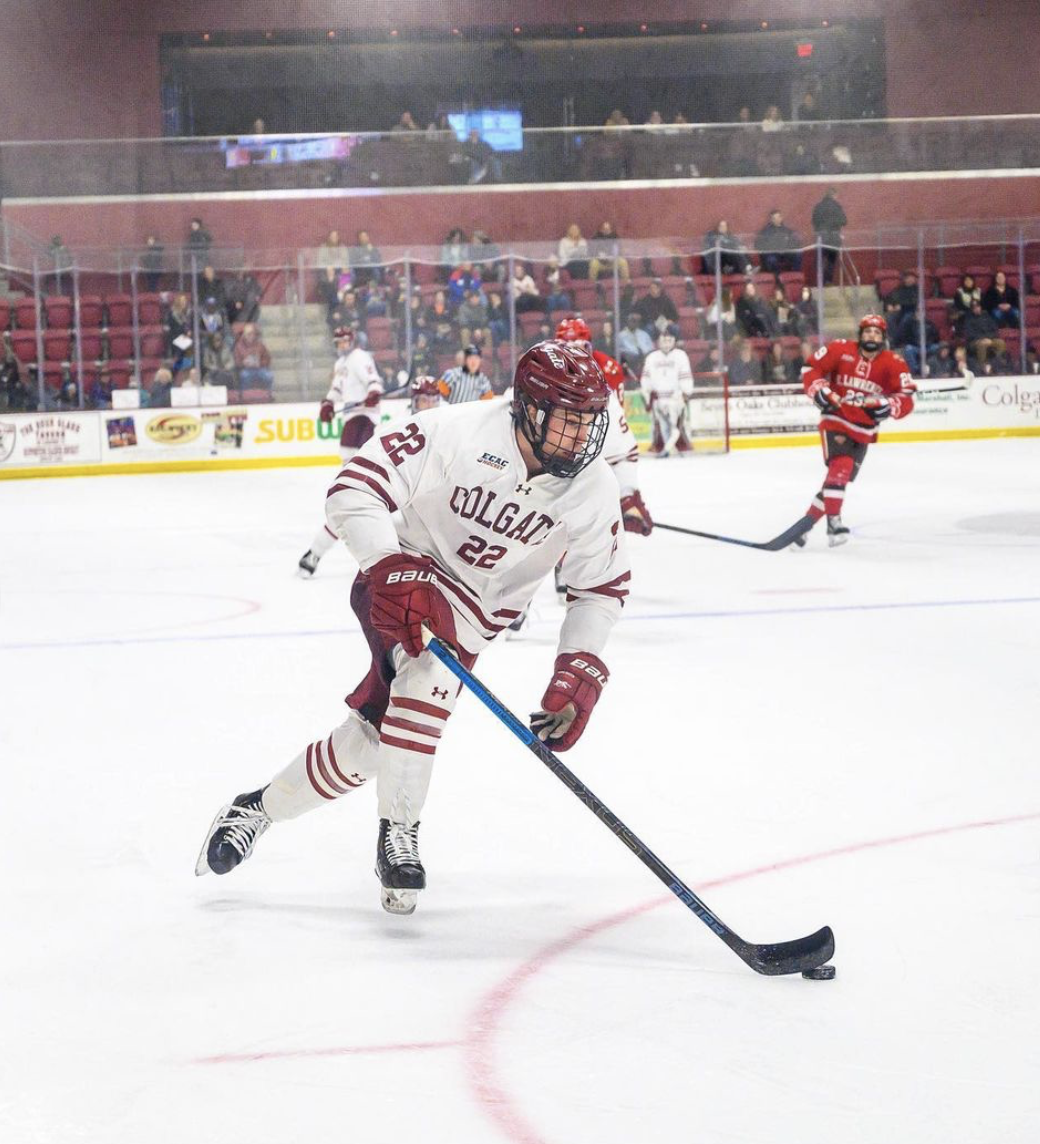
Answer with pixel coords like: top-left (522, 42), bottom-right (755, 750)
top-left (739, 925), bottom-right (835, 976)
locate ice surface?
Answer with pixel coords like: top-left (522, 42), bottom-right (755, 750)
top-left (2, 439), bottom-right (1038, 1144)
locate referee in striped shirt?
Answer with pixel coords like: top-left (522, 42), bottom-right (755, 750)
top-left (438, 343), bottom-right (494, 404)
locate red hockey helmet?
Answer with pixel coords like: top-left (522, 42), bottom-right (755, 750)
top-left (512, 340), bottom-right (609, 478)
top-left (410, 375), bottom-right (442, 412)
top-left (555, 317), bottom-right (592, 345)
top-left (859, 314), bottom-right (887, 336)
top-left (333, 325), bottom-right (355, 349)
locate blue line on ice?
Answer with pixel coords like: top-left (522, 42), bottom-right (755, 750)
top-left (5, 595), bottom-right (1040, 652)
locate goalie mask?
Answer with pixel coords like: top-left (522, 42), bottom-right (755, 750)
top-left (657, 323), bottom-right (679, 353)
top-left (512, 340), bottom-right (609, 479)
top-left (858, 314), bottom-right (887, 355)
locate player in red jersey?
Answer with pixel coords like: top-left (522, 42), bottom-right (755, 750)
top-left (555, 317), bottom-right (652, 537)
top-left (799, 314), bottom-right (915, 546)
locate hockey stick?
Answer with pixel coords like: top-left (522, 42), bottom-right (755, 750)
top-left (655, 514), bottom-right (815, 552)
top-left (424, 633), bottom-right (834, 977)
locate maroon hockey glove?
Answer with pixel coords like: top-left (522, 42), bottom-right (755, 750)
top-left (368, 554), bottom-right (455, 658)
top-left (531, 653), bottom-right (609, 751)
top-left (621, 491), bottom-right (654, 536)
top-left (319, 399), bottom-right (335, 423)
top-left (364, 389), bottom-right (380, 408)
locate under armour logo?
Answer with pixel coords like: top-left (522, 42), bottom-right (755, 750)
top-left (431, 687), bottom-right (448, 699)
top-left (515, 483), bottom-right (532, 496)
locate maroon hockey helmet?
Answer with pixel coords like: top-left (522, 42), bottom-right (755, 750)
top-left (511, 340), bottom-right (610, 478)
top-left (333, 325), bottom-right (356, 349)
top-left (410, 375), bottom-right (442, 412)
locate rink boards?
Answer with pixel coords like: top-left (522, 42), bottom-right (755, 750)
top-left (2, 376), bottom-right (1039, 479)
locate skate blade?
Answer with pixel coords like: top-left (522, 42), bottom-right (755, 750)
top-left (194, 802), bottom-right (232, 876)
top-left (380, 887), bottom-right (418, 916)
top-left (828, 533), bottom-right (850, 548)
top-left (296, 566), bottom-right (316, 580)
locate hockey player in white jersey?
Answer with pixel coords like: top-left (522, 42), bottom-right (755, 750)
top-left (298, 327), bottom-right (383, 577)
top-left (197, 341), bottom-right (630, 915)
top-left (641, 324), bottom-right (693, 456)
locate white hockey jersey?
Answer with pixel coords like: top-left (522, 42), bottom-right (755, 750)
top-left (325, 347), bottom-right (383, 424)
top-left (640, 348), bottom-right (694, 402)
top-left (325, 398), bottom-right (631, 658)
top-left (602, 392), bottom-right (639, 496)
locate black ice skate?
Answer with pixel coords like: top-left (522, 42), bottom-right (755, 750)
top-left (297, 550), bottom-right (320, 578)
top-left (195, 789), bottom-right (272, 876)
top-left (376, 818), bottom-right (425, 915)
top-left (507, 609), bottom-right (528, 635)
top-left (827, 515), bottom-right (850, 547)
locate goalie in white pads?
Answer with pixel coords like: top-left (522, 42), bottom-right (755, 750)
top-left (641, 324), bottom-right (693, 456)
top-left (197, 341), bottom-right (630, 915)
top-left (298, 326), bottom-right (383, 577)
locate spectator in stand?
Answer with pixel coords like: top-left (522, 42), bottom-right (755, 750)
top-left (527, 319), bottom-right (554, 349)
top-left (201, 331), bottom-right (236, 387)
top-left (951, 273), bottom-right (981, 335)
top-left (150, 366), bottom-right (174, 407)
top-left (892, 306), bottom-right (940, 375)
top-left (328, 288), bottom-right (363, 336)
top-left (764, 340), bottom-right (798, 384)
top-left (448, 262), bottom-right (483, 306)
top-left (362, 282), bottom-right (388, 319)
top-left (1, 349), bottom-right (29, 411)
top-left (88, 371), bottom-right (112, 410)
top-left (199, 295), bottom-right (227, 337)
top-left (927, 342), bottom-right (957, 378)
top-left (199, 266), bottom-right (225, 311)
top-left (728, 338), bottom-right (764, 385)
top-left (705, 287), bottom-right (739, 342)
top-left (593, 319), bottom-right (616, 359)
top-left (141, 234), bottom-right (164, 292)
top-left (317, 228), bottom-right (348, 283)
top-left (487, 292), bottom-right (509, 346)
top-left (462, 128), bottom-right (495, 184)
top-left (558, 223), bottom-right (590, 280)
top-left (350, 230), bottom-right (383, 288)
top-left (702, 220), bottom-right (753, 276)
top-left (982, 270), bottom-right (1021, 328)
top-left (618, 311), bottom-right (654, 374)
top-left (796, 92), bottom-right (822, 123)
top-left (883, 270), bottom-right (920, 320)
top-left (233, 323), bottom-right (274, 390)
top-left (543, 256), bottom-right (571, 311)
top-left (426, 290), bottom-right (457, 352)
top-left (811, 187), bottom-right (847, 285)
top-left (186, 217), bottom-right (213, 260)
top-left (897, 309), bottom-right (939, 357)
top-left (225, 269), bottom-right (262, 326)
top-left (509, 262), bottom-right (544, 314)
top-left (409, 331), bottom-right (435, 377)
top-left (634, 278), bottom-right (679, 333)
top-left (761, 105), bottom-right (784, 133)
top-left (405, 289), bottom-right (429, 338)
top-left (755, 209), bottom-right (802, 275)
top-left (737, 106), bottom-right (753, 127)
top-left (392, 111), bottom-right (419, 135)
top-left (470, 229), bottom-right (504, 284)
top-left (163, 293), bottom-right (194, 373)
top-left (794, 285), bottom-right (818, 334)
top-left (588, 221), bottom-right (630, 282)
top-left (962, 299), bottom-right (1006, 366)
top-left (796, 338), bottom-right (817, 375)
top-left (440, 228), bottom-right (468, 276)
top-left (770, 287), bottom-right (802, 336)
top-left (735, 281), bottom-right (778, 338)
top-left (457, 289), bottom-right (490, 344)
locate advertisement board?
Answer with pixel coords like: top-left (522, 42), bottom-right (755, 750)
top-left (0, 411), bottom-right (102, 468)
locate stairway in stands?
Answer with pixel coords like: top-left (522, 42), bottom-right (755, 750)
top-left (258, 302), bottom-right (335, 401)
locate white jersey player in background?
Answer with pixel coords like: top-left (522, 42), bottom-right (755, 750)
top-left (641, 324), bottom-right (694, 456)
top-left (197, 341), bottom-right (630, 916)
top-left (298, 326), bottom-right (383, 577)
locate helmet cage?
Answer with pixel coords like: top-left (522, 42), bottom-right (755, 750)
top-left (514, 393), bottom-right (609, 479)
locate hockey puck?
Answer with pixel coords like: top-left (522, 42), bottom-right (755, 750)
top-left (802, 964), bottom-right (836, 980)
